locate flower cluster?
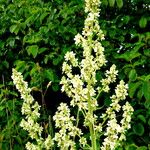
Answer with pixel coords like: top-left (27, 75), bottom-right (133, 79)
top-left (53, 103), bottom-right (82, 149)
top-left (101, 64), bottom-right (118, 92)
top-left (101, 81), bottom-right (133, 150)
top-left (12, 69), bottom-right (53, 150)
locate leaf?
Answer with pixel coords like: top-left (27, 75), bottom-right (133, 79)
top-left (139, 17), bottom-right (147, 28)
top-left (137, 146), bottom-right (148, 150)
top-left (40, 12), bottom-right (49, 24)
top-left (129, 69), bottom-right (137, 81)
top-left (142, 80), bottom-right (150, 102)
top-left (116, 0), bottom-right (123, 8)
top-left (133, 123), bottom-right (144, 136)
top-left (129, 81), bottom-right (142, 98)
top-left (137, 115), bottom-right (146, 124)
top-left (117, 43), bottom-right (144, 62)
top-left (114, 49), bottom-right (141, 62)
top-left (102, 0), bottom-right (108, 6)
top-left (108, 0), bottom-right (115, 7)
top-left (137, 88), bottom-right (143, 100)
top-left (126, 144), bottom-right (137, 150)
top-left (144, 49), bottom-right (150, 57)
top-left (52, 84), bottom-right (59, 92)
top-left (14, 60), bottom-right (26, 72)
top-left (26, 45), bottom-right (39, 58)
top-left (38, 47), bottom-right (48, 54)
top-left (9, 24), bottom-right (19, 35)
top-left (44, 69), bottom-right (55, 81)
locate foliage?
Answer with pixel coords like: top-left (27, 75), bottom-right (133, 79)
top-left (0, 0), bottom-right (150, 149)
top-left (0, 0), bottom-right (84, 92)
top-left (0, 79), bottom-right (27, 150)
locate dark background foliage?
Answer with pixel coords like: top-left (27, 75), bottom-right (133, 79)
top-left (0, 0), bottom-right (150, 149)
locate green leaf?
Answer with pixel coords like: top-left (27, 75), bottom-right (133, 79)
top-left (137, 146), bottom-right (148, 150)
top-left (133, 123), bottom-right (144, 136)
top-left (38, 47), bottom-right (48, 54)
top-left (26, 45), bottom-right (39, 58)
top-left (137, 115), bottom-right (146, 124)
top-left (144, 49), bottom-right (150, 57)
top-left (9, 24), bottom-right (19, 35)
top-left (129, 69), bottom-right (137, 81)
top-left (139, 17), bottom-right (147, 28)
top-left (129, 81), bottom-right (142, 98)
top-left (126, 144), bottom-right (137, 150)
top-left (40, 12), bottom-right (49, 24)
top-left (44, 69), bottom-right (55, 81)
top-left (116, 0), bottom-right (123, 8)
top-left (137, 88), bottom-right (143, 100)
top-left (52, 84), bottom-right (59, 92)
top-left (102, 0), bottom-right (108, 6)
top-left (14, 60), bottom-right (26, 72)
top-left (114, 49), bottom-right (141, 62)
top-left (142, 80), bottom-right (150, 102)
top-left (108, 0), bottom-right (115, 7)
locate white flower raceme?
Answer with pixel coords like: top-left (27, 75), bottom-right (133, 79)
top-left (12, 69), bottom-right (53, 150)
top-left (53, 103), bottom-right (82, 149)
top-left (60, 0), bottom-right (133, 149)
top-left (101, 81), bottom-right (134, 149)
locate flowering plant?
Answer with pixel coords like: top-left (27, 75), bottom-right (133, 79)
top-left (12, 0), bottom-right (133, 149)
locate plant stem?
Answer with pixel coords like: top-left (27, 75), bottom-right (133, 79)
top-left (87, 84), bottom-right (97, 150)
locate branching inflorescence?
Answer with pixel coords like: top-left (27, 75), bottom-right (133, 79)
top-left (12, 0), bottom-right (133, 149)
top-left (12, 69), bottom-right (53, 150)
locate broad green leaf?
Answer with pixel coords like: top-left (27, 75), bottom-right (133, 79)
top-left (142, 80), bottom-right (150, 102)
top-left (14, 60), bottom-right (26, 72)
top-left (108, 0), bottom-right (115, 7)
top-left (129, 69), bottom-right (137, 81)
top-left (137, 115), bottom-right (146, 124)
top-left (139, 17), bottom-right (147, 28)
top-left (114, 49), bottom-right (141, 62)
top-left (114, 42), bottom-right (145, 62)
top-left (116, 0), bottom-right (123, 8)
top-left (27, 45), bottom-right (39, 58)
top-left (129, 81), bottom-right (142, 98)
top-left (133, 123), bottom-right (144, 136)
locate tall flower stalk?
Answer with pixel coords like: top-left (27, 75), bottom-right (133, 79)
top-left (60, 0), bottom-right (134, 149)
top-left (12, 0), bottom-right (133, 149)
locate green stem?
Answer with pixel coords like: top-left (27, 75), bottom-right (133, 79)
top-left (87, 84), bottom-right (97, 150)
